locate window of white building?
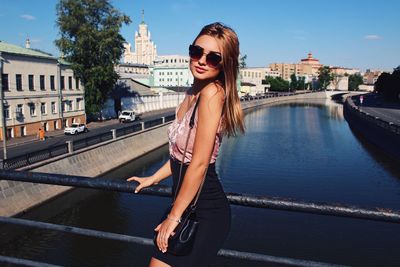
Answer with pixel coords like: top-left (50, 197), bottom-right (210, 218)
top-left (51, 102), bottom-right (57, 114)
top-left (4, 105), bottom-right (10, 119)
top-left (29, 103), bottom-right (36, 117)
top-left (41, 103), bottom-right (47, 115)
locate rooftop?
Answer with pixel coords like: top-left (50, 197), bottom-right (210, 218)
top-left (0, 40), bottom-right (55, 60)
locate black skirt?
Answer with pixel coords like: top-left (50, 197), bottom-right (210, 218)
top-left (152, 156), bottom-right (231, 267)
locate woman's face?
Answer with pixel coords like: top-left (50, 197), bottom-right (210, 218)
top-left (189, 35), bottom-right (223, 81)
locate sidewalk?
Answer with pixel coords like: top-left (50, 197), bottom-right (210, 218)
top-left (0, 107), bottom-right (176, 148)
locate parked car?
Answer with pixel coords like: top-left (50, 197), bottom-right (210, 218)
top-left (64, 123), bottom-right (88, 135)
top-left (119, 110), bottom-right (136, 123)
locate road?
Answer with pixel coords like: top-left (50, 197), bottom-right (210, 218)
top-left (0, 108), bottom-right (175, 159)
top-left (356, 93), bottom-right (400, 125)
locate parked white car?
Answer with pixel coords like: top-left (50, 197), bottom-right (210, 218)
top-left (64, 123), bottom-right (88, 135)
top-left (119, 110), bottom-right (136, 122)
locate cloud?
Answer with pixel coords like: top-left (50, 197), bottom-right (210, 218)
top-left (20, 14), bottom-right (36, 20)
top-left (364, 35), bottom-right (382, 40)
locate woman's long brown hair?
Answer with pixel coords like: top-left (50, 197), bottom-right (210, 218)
top-left (192, 22), bottom-right (245, 137)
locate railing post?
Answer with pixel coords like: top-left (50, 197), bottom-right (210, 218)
top-left (141, 122), bottom-right (145, 130)
top-left (111, 129), bottom-right (116, 140)
top-left (66, 141), bottom-right (73, 154)
top-left (162, 117), bottom-right (165, 124)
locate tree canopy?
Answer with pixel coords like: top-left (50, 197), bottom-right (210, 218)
top-left (348, 73), bottom-right (363, 91)
top-left (239, 54), bottom-right (247, 69)
top-left (317, 66), bottom-right (333, 90)
top-left (55, 0), bottom-right (130, 116)
top-left (375, 68), bottom-right (400, 102)
top-left (262, 76), bottom-right (290, 92)
top-left (290, 74), bottom-right (306, 91)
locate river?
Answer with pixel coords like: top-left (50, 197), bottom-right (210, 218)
top-left (1, 98), bottom-right (400, 267)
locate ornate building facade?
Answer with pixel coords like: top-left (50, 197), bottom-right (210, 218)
top-left (123, 11), bottom-right (157, 65)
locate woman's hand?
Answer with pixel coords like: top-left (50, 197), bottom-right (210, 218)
top-left (126, 176), bottom-right (157, 193)
top-left (154, 217), bottom-right (179, 253)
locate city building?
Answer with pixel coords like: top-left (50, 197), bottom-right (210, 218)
top-left (115, 63), bottom-right (150, 85)
top-left (0, 40), bottom-right (85, 140)
top-left (240, 67), bottom-right (279, 95)
top-left (363, 69), bottom-right (382, 85)
top-left (123, 11), bottom-right (157, 65)
top-left (151, 55), bottom-right (193, 87)
top-left (269, 52), bottom-right (322, 81)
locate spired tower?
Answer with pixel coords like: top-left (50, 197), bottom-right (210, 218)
top-left (123, 10), bottom-right (157, 65)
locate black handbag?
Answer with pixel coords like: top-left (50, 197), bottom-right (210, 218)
top-left (154, 96), bottom-right (209, 256)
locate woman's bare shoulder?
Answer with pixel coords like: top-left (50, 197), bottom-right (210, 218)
top-left (200, 82), bottom-right (225, 101)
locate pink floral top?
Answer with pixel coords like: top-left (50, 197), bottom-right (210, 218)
top-left (168, 98), bottom-right (223, 164)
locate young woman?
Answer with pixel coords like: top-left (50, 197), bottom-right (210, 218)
top-left (127, 22), bottom-right (245, 267)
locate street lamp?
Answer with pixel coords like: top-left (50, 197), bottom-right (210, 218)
top-left (0, 52), bottom-right (7, 159)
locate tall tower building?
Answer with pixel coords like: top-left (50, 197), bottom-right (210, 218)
top-left (123, 10), bottom-right (157, 65)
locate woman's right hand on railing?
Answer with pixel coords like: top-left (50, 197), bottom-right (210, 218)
top-left (126, 176), bottom-right (157, 193)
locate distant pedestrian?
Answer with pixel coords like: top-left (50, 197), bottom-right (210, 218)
top-left (360, 95), bottom-right (364, 105)
top-left (38, 128), bottom-right (45, 141)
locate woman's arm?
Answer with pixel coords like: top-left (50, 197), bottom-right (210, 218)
top-left (155, 83), bottom-right (224, 252)
top-left (127, 159), bottom-right (172, 193)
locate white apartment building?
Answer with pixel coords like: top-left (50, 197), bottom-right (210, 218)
top-left (0, 40), bottom-right (85, 140)
top-left (240, 67), bottom-right (280, 95)
top-left (151, 55), bottom-right (193, 87)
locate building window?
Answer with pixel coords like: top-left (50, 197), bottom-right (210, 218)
top-left (41, 103), bottom-right (46, 115)
top-left (51, 102), bottom-right (57, 114)
top-left (68, 76), bottom-right (72, 90)
top-left (4, 105), bottom-right (10, 119)
top-left (28, 75), bottom-right (34, 91)
top-left (61, 76), bottom-right (65, 90)
top-left (16, 74), bottom-right (22, 91)
top-left (40, 75), bottom-right (45, 90)
top-left (62, 101), bottom-right (72, 112)
top-left (29, 103), bottom-right (36, 117)
top-left (16, 104), bottom-right (23, 119)
top-left (75, 78), bottom-right (79, 90)
top-left (2, 74), bottom-right (9, 91)
top-left (50, 75), bottom-right (55, 90)
top-left (76, 98), bottom-right (82, 110)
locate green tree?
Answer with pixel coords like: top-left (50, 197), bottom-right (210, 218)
top-left (297, 76), bottom-right (306, 90)
top-left (290, 74), bottom-right (297, 92)
top-left (348, 73), bottom-right (363, 91)
top-left (262, 76), bottom-right (290, 92)
top-left (239, 54), bottom-right (247, 69)
top-left (55, 0), bottom-right (130, 117)
top-left (317, 66), bottom-right (333, 90)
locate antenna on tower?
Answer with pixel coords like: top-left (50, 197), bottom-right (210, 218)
top-left (141, 9), bottom-right (145, 23)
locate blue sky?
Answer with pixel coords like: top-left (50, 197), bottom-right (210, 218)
top-left (1, 0), bottom-right (399, 71)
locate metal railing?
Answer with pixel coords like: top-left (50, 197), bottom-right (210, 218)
top-left (0, 116), bottom-right (173, 170)
top-left (0, 91), bottom-right (317, 170)
top-left (0, 170), bottom-right (399, 266)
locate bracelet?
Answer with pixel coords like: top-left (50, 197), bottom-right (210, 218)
top-left (167, 214), bottom-right (181, 223)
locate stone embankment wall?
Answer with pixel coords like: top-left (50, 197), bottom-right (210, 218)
top-left (344, 96), bottom-right (400, 160)
top-left (0, 91), bottom-right (329, 217)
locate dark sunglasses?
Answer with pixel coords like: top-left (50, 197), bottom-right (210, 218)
top-left (189, 44), bottom-right (222, 68)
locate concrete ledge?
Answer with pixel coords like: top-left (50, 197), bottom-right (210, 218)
top-left (1, 123), bottom-right (170, 217)
top-left (344, 97), bottom-right (400, 160)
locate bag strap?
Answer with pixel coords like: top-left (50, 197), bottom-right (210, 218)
top-left (173, 96), bottom-right (212, 209)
